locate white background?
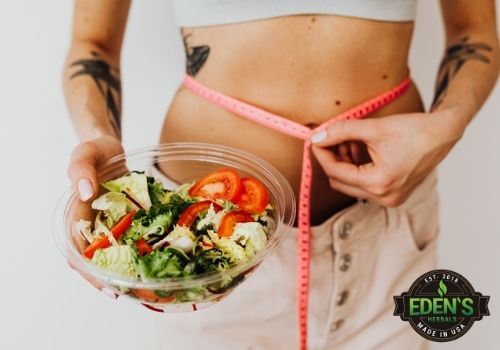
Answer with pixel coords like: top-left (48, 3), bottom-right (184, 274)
top-left (0, 1), bottom-right (498, 349)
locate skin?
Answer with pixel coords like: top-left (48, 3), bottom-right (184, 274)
top-left (64, 0), bottom-right (499, 229)
top-left (312, 1), bottom-right (499, 208)
top-left (162, 16), bottom-right (422, 225)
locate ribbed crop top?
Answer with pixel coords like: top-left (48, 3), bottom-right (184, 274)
top-left (173, 0), bottom-right (417, 27)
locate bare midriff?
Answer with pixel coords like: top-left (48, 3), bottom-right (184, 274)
top-left (160, 14), bottom-right (424, 225)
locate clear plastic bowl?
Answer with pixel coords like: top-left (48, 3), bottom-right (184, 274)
top-left (53, 142), bottom-right (295, 312)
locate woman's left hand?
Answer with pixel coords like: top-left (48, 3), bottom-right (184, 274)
top-left (311, 111), bottom-right (464, 207)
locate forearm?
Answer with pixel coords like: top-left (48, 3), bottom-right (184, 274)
top-left (430, 21), bottom-right (500, 140)
top-left (63, 40), bottom-right (122, 141)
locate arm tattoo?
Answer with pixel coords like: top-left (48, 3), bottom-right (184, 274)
top-left (431, 36), bottom-right (492, 109)
top-left (182, 30), bottom-right (210, 76)
top-left (70, 51), bottom-right (122, 136)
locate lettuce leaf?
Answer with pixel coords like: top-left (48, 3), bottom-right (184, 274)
top-left (244, 230), bottom-right (267, 257)
top-left (121, 194), bottom-right (193, 244)
top-left (103, 172), bottom-right (152, 210)
top-left (193, 248), bottom-right (230, 273)
top-left (91, 192), bottom-right (128, 228)
top-left (232, 222), bottom-right (268, 257)
top-left (147, 176), bottom-right (166, 205)
top-left (161, 181), bottom-right (194, 202)
top-left (122, 212), bottom-right (173, 243)
top-left (92, 245), bottom-right (139, 277)
top-left (137, 249), bottom-right (185, 279)
top-left (196, 204), bottom-right (225, 231)
top-left (161, 193), bottom-right (194, 212)
top-left (161, 225), bottom-right (196, 252)
top-left (208, 231), bottom-right (247, 264)
top-left (94, 213), bottom-right (118, 246)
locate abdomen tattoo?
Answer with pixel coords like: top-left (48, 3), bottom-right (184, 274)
top-left (182, 30), bottom-right (210, 76)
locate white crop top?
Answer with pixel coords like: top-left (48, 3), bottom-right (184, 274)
top-left (172, 0), bottom-right (417, 27)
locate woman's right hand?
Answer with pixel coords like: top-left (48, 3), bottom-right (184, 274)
top-left (67, 135), bottom-right (124, 202)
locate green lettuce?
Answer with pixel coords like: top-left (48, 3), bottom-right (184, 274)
top-left (121, 194), bottom-right (193, 244)
top-left (103, 172), bottom-right (152, 210)
top-left (91, 192), bottom-right (128, 228)
top-left (208, 231), bottom-right (247, 264)
top-left (219, 199), bottom-right (238, 212)
top-left (164, 225), bottom-right (196, 252)
top-left (173, 286), bottom-right (207, 302)
top-left (137, 248), bottom-right (187, 279)
top-left (160, 193), bottom-right (194, 212)
top-left (162, 181), bottom-right (194, 202)
top-left (92, 245), bottom-right (139, 277)
top-left (122, 212), bottom-right (173, 243)
top-left (244, 228), bottom-right (268, 257)
top-left (147, 176), bottom-right (166, 205)
top-left (232, 222), bottom-right (268, 257)
top-left (193, 248), bottom-right (230, 273)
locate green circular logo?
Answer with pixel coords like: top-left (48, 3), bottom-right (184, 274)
top-left (394, 269), bottom-right (490, 342)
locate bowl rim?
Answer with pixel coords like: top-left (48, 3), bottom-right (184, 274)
top-left (53, 142), bottom-right (296, 290)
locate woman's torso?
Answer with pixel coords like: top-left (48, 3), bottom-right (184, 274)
top-left (161, 15), bottom-right (424, 225)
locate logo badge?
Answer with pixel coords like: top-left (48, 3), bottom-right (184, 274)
top-left (394, 269), bottom-right (490, 342)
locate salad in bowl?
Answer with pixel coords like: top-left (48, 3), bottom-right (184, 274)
top-left (54, 143), bottom-right (295, 312)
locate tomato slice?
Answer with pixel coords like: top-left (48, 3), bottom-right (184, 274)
top-left (131, 289), bottom-right (176, 303)
top-left (188, 168), bottom-right (243, 201)
top-left (177, 200), bottom-right (222, 228)
top-left (218, 210), bottom-right (254, 237)
top-left (237, 177), bottom-right (269, 214)
top-left (136, 238), bottom-right (153, 256)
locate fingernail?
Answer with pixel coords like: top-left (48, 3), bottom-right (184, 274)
top-left (77, 179), bottom-right (94, 201)
top-left (311, 130), bottom-right (327, 144)
top-left (102, 287), bottom-right (118, 299)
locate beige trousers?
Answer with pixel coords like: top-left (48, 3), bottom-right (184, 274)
top-left (154, 171), bottom-right (438, 350)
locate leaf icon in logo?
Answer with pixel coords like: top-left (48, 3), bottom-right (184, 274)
top-left (438, 280), bottom-right (448, 297)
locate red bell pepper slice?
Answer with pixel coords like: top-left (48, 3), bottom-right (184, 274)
top-left (83, 210), bottom-right (136, 259)
top-left (136, 237), bottom-right (153, 256)
top-left (177, 200), bottom-right (222, 228)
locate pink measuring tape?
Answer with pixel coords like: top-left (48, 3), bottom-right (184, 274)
top-left (183, 74), bottom-right (411, 349)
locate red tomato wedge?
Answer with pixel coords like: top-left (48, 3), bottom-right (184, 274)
top-left (237, 177), bottom-right (269, 214)
top-left (188, 168), bottom-right (243, 201)
top-left (131, 289), bottom-right (176, 303)
top-left (83, 210), bottom-right (136, 259)
top-left (177, 200), bottom-right (222, 228)
top-left (218, 210), bottom-right (254, 238)
top-left (136, 238), bottom-right (153, 256)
